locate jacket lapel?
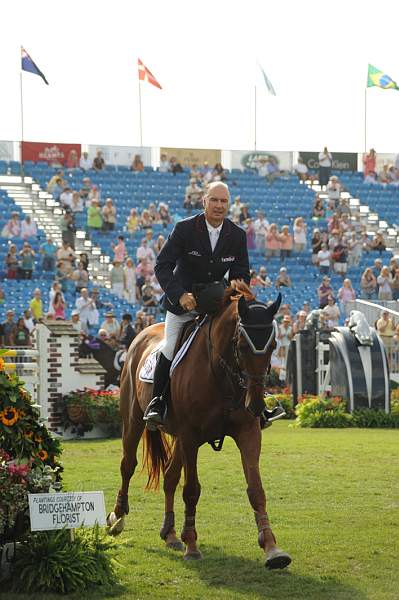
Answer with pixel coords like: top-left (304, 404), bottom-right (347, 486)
top-left (213, 219), bottom-right (232, 256)
top-left (195, 213), bottom-right (212, 256)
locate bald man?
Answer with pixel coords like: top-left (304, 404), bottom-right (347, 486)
top-left (144, 182), bottom-right (251, 430)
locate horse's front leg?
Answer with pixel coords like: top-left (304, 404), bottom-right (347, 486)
top-left (234, 424), bottom-right (291, 569)
top-left (107, 394), bottom-right (144, 536)
top-left (160, 441), bottom-right (184, 551)
top-left (180, 438), bottom-right (202, 560)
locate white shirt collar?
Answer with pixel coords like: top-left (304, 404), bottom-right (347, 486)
top-left (205, 219), bottom-right (223, 235)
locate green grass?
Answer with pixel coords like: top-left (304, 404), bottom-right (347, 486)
top-left (3, 423), bottom-right (399, 600)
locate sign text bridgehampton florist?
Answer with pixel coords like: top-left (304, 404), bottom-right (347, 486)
top-left (28, 492), bottom-right (106, 531)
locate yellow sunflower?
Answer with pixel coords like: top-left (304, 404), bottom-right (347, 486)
top-left (0, 407), bottom-right (19, 426)
top-left (0, 358), bottom-right (5, 371)
top-left (24, 430), bottom-right (34, 439)
top-left (38, 449), bottom-right (48, 461)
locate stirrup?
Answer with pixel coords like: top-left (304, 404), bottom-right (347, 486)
top-left (143, 396), bottom-right (167, 430)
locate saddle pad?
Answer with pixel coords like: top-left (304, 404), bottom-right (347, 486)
top-left (138, 317), bottom-right (207, 383)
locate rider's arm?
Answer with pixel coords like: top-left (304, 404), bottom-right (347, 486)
top-left (154, 222), bottom-right (186, 305)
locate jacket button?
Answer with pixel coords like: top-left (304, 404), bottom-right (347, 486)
top-left (208, 272), bottom-right (212, 276)
top-left (210, 260), bottom-right (214, 264)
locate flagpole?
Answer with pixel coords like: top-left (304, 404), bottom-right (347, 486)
top-left (20, 71), bottom-right (25, 180)
top-left (254, 85), bottom-right (257, 151)
top-left (364, 87), bottom-right (367, 153)
top-left (138, 78), bottom-right (143, 147)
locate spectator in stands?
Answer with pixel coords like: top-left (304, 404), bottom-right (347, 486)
top-left (390, 269), bottom-right (399, 301)
top-left (88, 184), bottom-right (101, 204)
top-left (5, 244), bottom-right (18, 279)
top-left (256, 157), bottom-right (269, 178)
top-left (87, 199), bottom-right (103, 230)
top-left (70, 192), bottom-right (83, 213)
top-left (30, 289), bottom-right (43, 322)
top-left (75, 288), bottom-right (97, 333)
top-left (293, 217), bottom-right (307, 252)
top-left (148, 203), bottom-right (160, 223)
top-left (377, 266), bottom-right (393, 301)
top-left (200, 162), bottom-right (213, 183)
top-left (1, 212), bottom-right (21, 238)
top-left (0, 287), bottom-right (5, 306)
top-left (71, 310), bottom-right (83, 333)
top-left (120, 313), bottom-right (135, 349)
top-left (370, 231), bottom-right (386, 254)
top-left (159, 203), bottom-right (171, 227)
top-left (92, 150), bottom-right (105, 171)
top-left (265, 223), bottom-right (281, 259)
top-left (338, 279), bottom-right (356, 317)
top-left (184, 179), bottom-right (203, 211)
top-left (60, 187), bottom-right (73, 209)
top-left (318, 147), bottom-right (333, 188)
top-left (49, 282), bottom-right (64, 311)
top-left (79, 177), bottom-right (91, 203)
top-left (72, 261), bottom-right (89, 295)
top-left (80, 151), bottom-right (91, 171)
top-left (153, 234), bottom-right (166, 255)
top-left (20, 215), bottom-right (37, 240)
top-left (79, 253), bottom-right (89, 272)
top-left (379, 165), bottom-right (390, 185)
top-left (47, 170), bottom-right (66, 192)
top-left (256, 266), bottom-right (272, 288)
top-left (19, 242), bottom-right (35, 280)
top-left (322, 296), bottom-right (340, 328)
top-left (212, 162), bottom-right (226, 182)
top-left (23, 309), bottom-right (34, 334)
top-left (169, 156), bottom-right (183, 175)
top-left (363, 148), bottom-right (376, 177)
top-left (110, 261), bottom-right (125, 298)
top-left (328, 214), bottom-right (342, 235)
top-left (100, 312), bottom-right (120, 339)
top-left (254, 211), bottom-right (269, 253)
top-left (317, 243), bottom-right (331, 275)
top-left (363, 171), bottom-right (378, 184)
top-left (277, 315), bottom-right (293, 370)
top-left (136, 257), bottom-right (154, 292)
top-left (141, 279), bottom-right (158, 309)
top-left (239, 205), bottom-right (251, 224)
top-left (312, 196), bottom-right (325, 219)
top-left (311, 229), bottom-right (323, 264)
top-left (293, 310), bottom-right (307, 334)
top-left (56, 260), bottom-right (74, 294)
top-left (66, 149), bottom-right (79, 169)
top-left (360, 267), bottom-right (377, 300)
top-left (139, 209), bottom-right (153, 229)
top-left (123, 257), bottom-right (137, 304)
top-left (112, 235), bottom-right (127, 263)
top-left (59, 211), bottom-right (75, 249)
top-left (318, 276), bottom-right (334, 309)
top-left (50, 291), bottom-right (66, 320)
top-left (127, 208), bottom-right (139, 234)
top-left (230, 196), bottom-right (243, 223)
top-left (293, 157), bottom-right (309, 181)
top-left (159, 154), bottom-right (170, 173)
top-left (90, 288), bottom-right (112, 312)
top-left (332, 237), bottom-right (348, 278)
top-left (376, 310), bottom-right (395, 351)
top-left (279, 225), bottom-right (293, 262)
top-left (57, 241), bottom-right (76, 266)
top-left (102, 198), bottom-right (117, 231)
top-left (10, 317), bottom-right (31, 347)
top-left (245, 218), bottom-right (256, 250)
top-left (264, 157), bottom-right (282, 185)
top-left (0, 310), bottom-right (16, 346)
top-left (136, 237), bottom-right (155, 266)
top-left (51, 178), bottom-right (64, 201)
top-left (389, 258), bottom-right (399, 278)
top-left (347, 232), bottom-right (362, 267)
top-left (326, 176), bottom-right (341, 207)
top-left (131, 154), bottom-right (144, 172)
top-left (275, 267), bottom-right (292, 288)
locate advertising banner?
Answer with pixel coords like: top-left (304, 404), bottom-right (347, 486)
top-left (161, 147), bottom-right (221, 168)
top-left (299, 151), bottom-right (358, 172)
top-left (230, 150), bottom-right (292, 171)
top-left (87, 144), bottom-right (151, 167)
top-left (29, 491), bottom-right (106, 531)
top-left (21, 141), bottom-right (81, 167)
top-left (0, 141), bottom-right (14, 161)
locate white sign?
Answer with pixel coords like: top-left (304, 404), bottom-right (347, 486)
top-left (28, 491), bottom-right (106, 531)
top-left (87, 144), bottom-right (152, 167)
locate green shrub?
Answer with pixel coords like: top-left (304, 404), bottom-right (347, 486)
top-left (352, 409), bottom-right (399, 429)
top-left (11, 525), bottom-right (118, 594)
top-left (295, 396), bottom-right (353, 428)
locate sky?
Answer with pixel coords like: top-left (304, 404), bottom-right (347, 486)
top-left (1, 0), bottom-right (399, 153)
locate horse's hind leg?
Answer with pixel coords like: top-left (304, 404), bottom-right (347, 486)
top-left (107, 396), bottom-right (144, 535)
top-left (234, 425), bottom-right (291, 569)
top-left (160, 441), bottom-right (184, 551)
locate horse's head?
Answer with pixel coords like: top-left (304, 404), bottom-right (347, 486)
top-left (235, 292), bottom-right (282, 417)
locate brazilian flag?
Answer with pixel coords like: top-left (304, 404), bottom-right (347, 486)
top-left (367, 64), bottom-right (399, 90)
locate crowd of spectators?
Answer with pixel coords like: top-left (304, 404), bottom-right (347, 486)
top-left (363, 149), bottom-right (399, 185)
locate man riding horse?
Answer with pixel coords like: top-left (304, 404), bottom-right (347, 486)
top-left (144, 181), bottom-right (285, 430)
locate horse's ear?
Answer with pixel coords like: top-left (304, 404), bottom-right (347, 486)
top-left (265, 293), bottom-right (282, 320)
top-left (238, 295), bottom-right (249, 320)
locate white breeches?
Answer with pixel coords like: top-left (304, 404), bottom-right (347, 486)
top-left (161, 310), bottom-right (196, 360)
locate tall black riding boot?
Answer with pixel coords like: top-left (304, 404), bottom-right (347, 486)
top-left (143, 353), bottom-right (171, 430)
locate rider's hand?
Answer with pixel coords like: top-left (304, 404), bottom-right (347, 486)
top-left (179, 292), bottom-right (197, 311)
top-left (230, 279), bottom-right (244, 290)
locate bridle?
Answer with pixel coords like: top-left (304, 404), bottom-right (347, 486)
top-left (207, 303), bottom-right (277, 396)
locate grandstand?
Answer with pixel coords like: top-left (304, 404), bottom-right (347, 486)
top-left (0, 157), bottom-right (398, 328)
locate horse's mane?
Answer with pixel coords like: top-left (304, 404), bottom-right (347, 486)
top-left (222, 281), bottom-right (256, 306)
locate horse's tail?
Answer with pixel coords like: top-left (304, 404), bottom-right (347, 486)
top-left (142, 429), bottom-right (175, 491)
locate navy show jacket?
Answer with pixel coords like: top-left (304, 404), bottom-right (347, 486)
top-left (155, 213), bottom-right (250, 315)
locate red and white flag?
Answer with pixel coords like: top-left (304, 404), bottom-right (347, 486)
top-left (138, 58), bottom-right (162, 89)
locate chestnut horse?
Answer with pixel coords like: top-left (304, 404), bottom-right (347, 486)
top-left (107, 283), bottom-right (291, 569)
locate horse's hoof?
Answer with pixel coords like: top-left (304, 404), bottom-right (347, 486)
top-left (265, 548), bottom-right (291, 570)
top-left (106, 512), bottom-right (125, 536)
top-left (166, 540), bottom-right (185, 552)
top-left (183, 550), bottom-right (202, 561)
